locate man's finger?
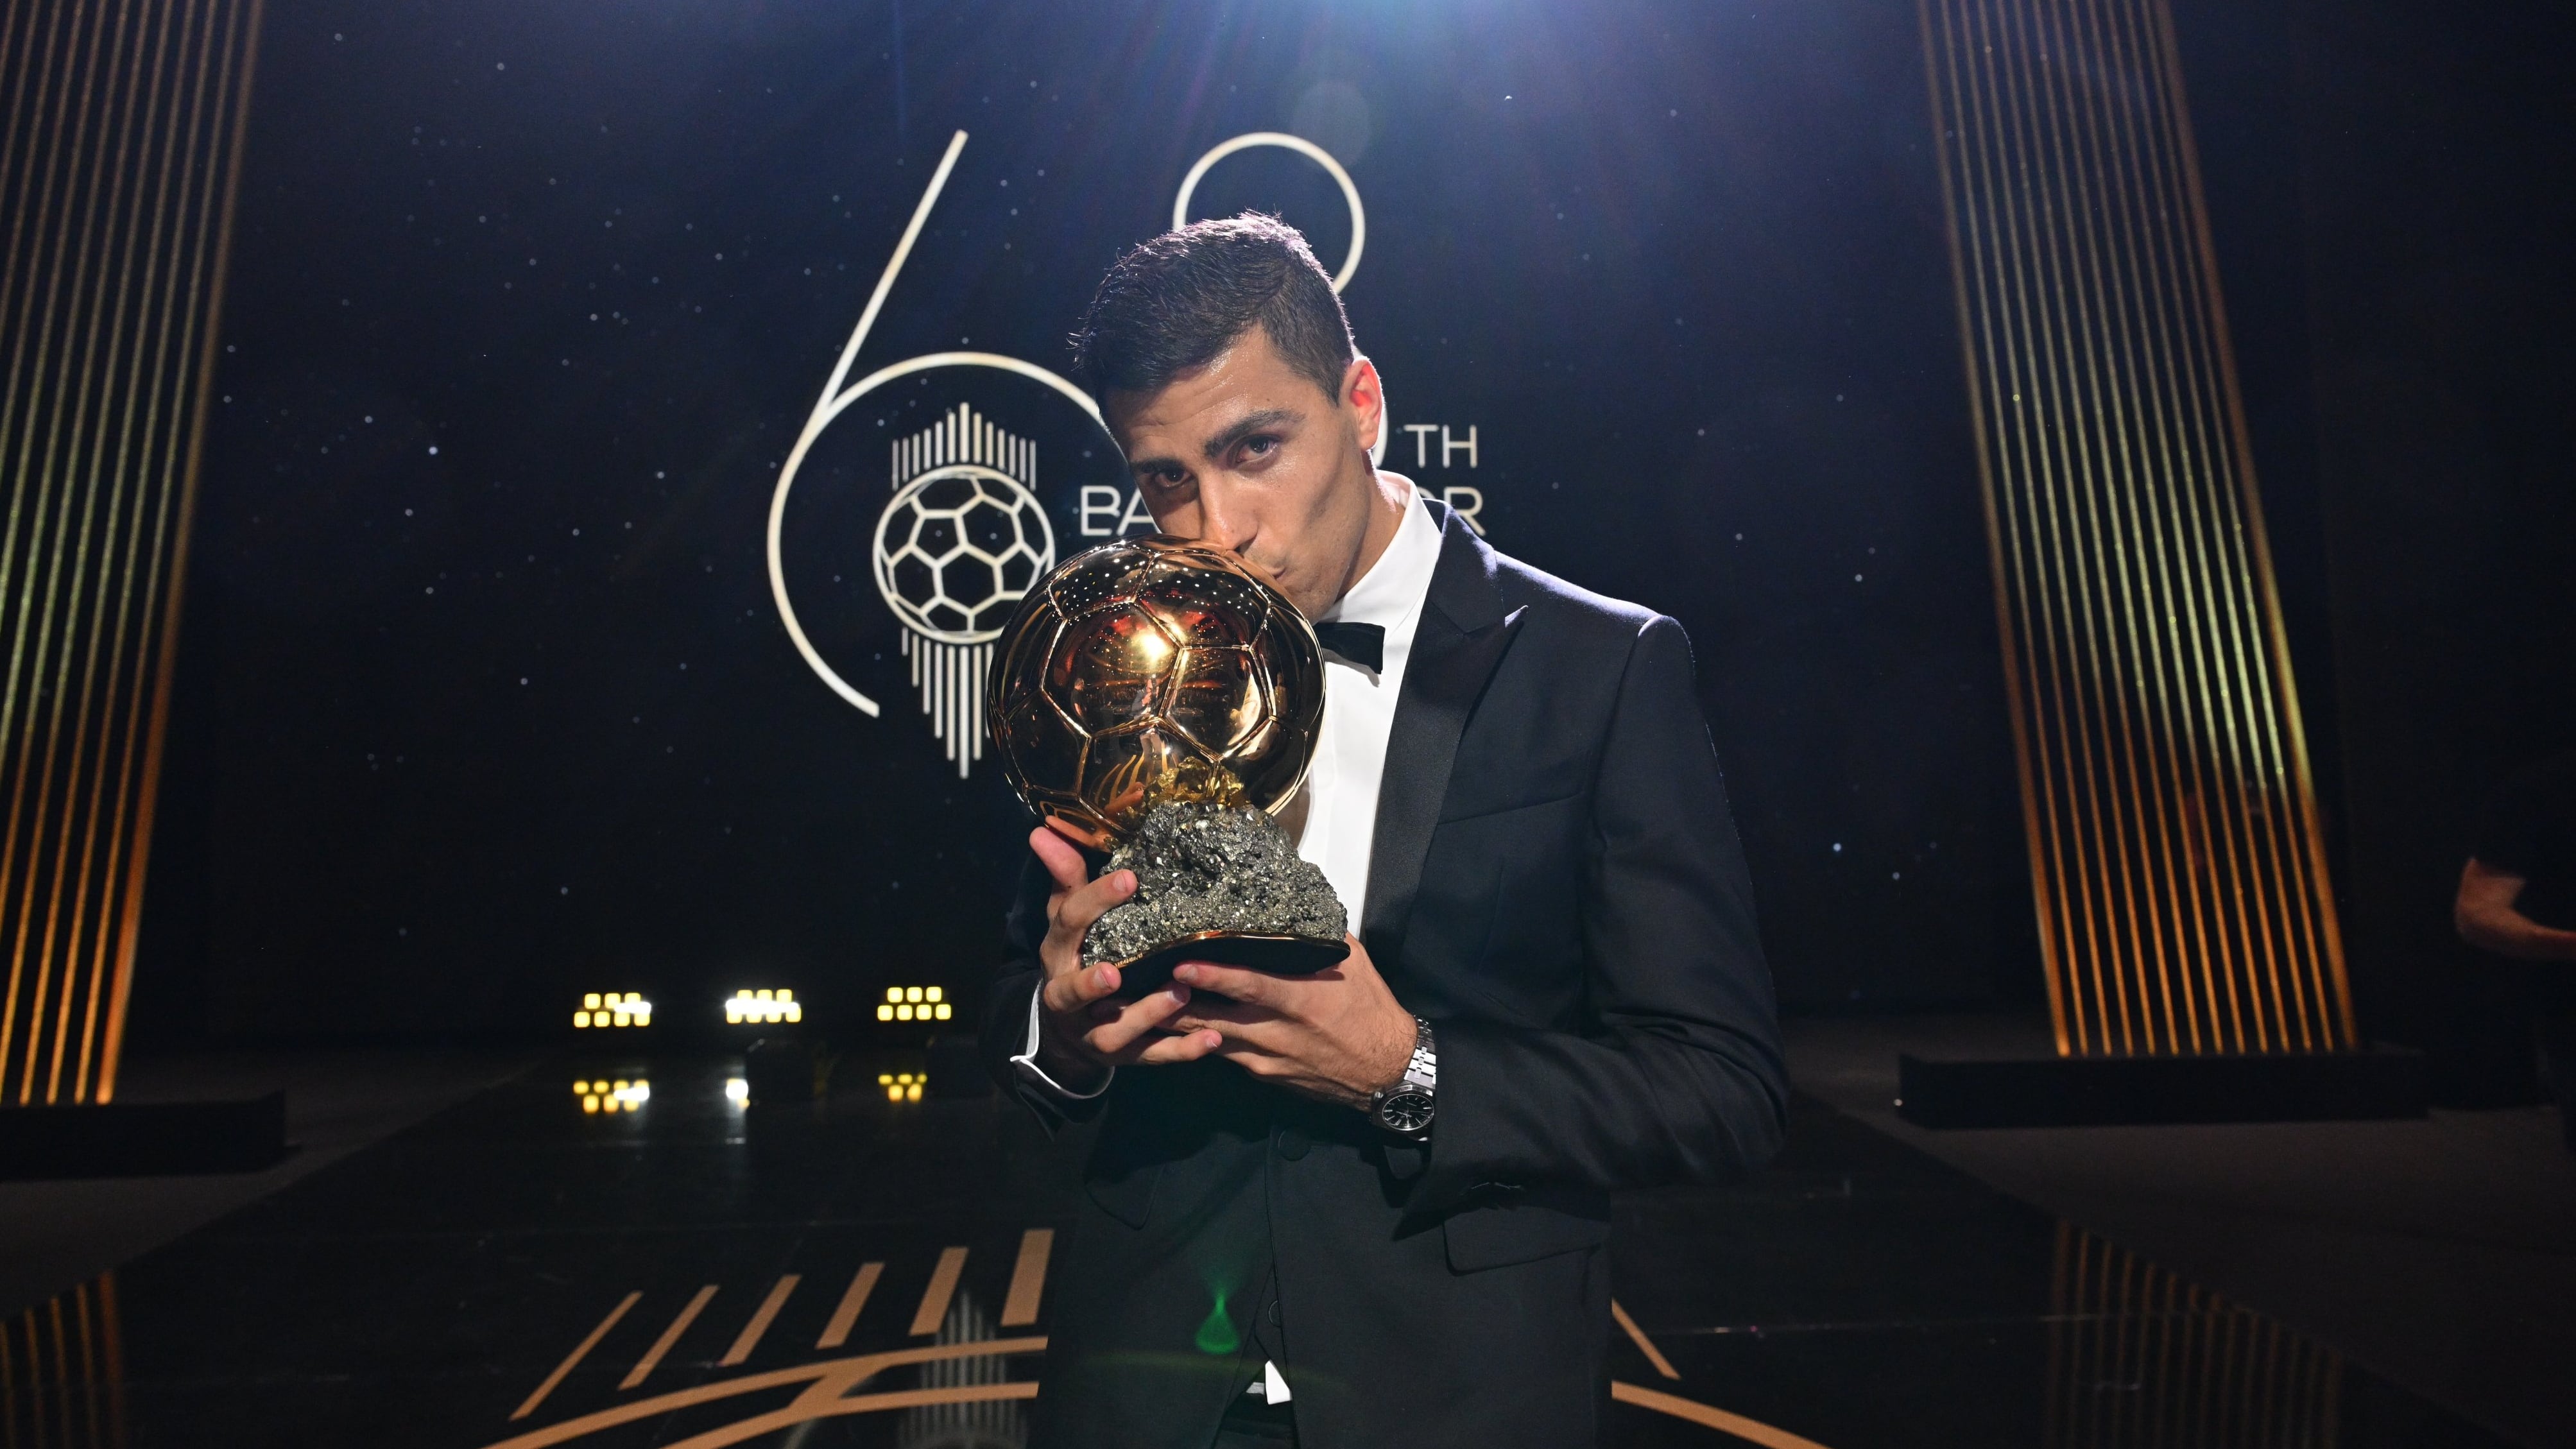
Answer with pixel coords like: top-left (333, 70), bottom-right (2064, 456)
top-left (1128, 1029), bottom-right (1224, 1066)
top-left (1171, 1015), bottom-right (1286, 1058)
top-left (1029, 826), bottom-right (1091, 893)
top-left (1210, 1038), bottom-right (1300, 1080)
top-left (1169, 961), bottom-right (1285, 1007)
top-left (1085, 986), bottom-right (1194, 1057)
top-left (1054, 869), bottom-right (1136, 938)
top-left (1166, 996), bottom-right (1273, 1033)
top-left (1041, 961), bottom-right (1123, 1015)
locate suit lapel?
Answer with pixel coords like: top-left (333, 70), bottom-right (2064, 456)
top-left (1361, 505), bottom-right (1522, 962)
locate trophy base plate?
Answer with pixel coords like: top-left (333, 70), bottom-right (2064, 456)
top-left (1110, 931), bottom-right (1351, 997)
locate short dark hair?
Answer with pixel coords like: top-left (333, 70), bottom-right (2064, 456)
top-left (1070, 214), bottom-right (1356, 405)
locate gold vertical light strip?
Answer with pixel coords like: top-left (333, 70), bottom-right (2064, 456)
top-left (0, 0), bottom-right (262, 1105)
top-left (2045, 1225), bottom-right (2339, 1446)
top-left (1921, 0), bottom-right (2353, 1057)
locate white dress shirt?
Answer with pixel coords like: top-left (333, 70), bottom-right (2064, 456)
top-left (1291, 480), bottom-right (1443, 920)
top-left (1008, 484), bottom-right (1444, 1405)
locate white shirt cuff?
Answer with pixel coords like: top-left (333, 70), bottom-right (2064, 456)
top-left (1009, 982), bottom-right (1113, 1100)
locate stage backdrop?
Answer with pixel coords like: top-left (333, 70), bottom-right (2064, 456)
top-left (141, 0), bottom-right (2050, 1041)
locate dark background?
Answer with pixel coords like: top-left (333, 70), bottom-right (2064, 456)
top-left (2280, 0), bottom-right (2576, 1097)
top-left (127, 0), bottom-right (2576, 1075)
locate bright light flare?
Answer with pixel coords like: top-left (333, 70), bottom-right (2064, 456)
top-left (875, 984), bottom-right (952, 1022)
top-left (573, 992), bottom-right (652, 1028)
top-left (725, 988), bottom-right (802, 1025)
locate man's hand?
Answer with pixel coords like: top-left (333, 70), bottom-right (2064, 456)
top-left (2455, 858), bottom-right (2576, 963)
top-left (1028, 826), bottom-right (1226, 1092)
top-left (1167, 936), bottom-right (1418, 1111)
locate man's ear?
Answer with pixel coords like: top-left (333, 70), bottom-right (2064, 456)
top-left (1341, 356), bottom-right (1384, 459)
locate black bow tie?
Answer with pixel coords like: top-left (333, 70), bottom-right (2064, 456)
top-left (1312, 621), bottom-right (1386, 673)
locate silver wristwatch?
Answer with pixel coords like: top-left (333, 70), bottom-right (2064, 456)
top-left (1370, 1015), bottom-right (1438, 1137)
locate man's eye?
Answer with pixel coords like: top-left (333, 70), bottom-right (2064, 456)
top-left (1242, 436), bottom-right (1278, 458)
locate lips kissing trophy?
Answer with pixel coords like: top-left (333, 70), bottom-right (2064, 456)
top-left (988, 536), bottom-right (1346, 994)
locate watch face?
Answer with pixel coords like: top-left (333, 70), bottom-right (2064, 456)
top-left (1377, 1090), bottom-right (1434, 1135)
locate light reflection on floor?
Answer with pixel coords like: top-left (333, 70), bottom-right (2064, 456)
top-left (0, 1059), bottom-right (2516, 1448)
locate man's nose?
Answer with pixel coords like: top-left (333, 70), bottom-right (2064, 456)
top-left (1190, 479), bottom-right (1257, 556)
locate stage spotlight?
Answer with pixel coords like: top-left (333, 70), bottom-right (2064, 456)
top-left (724, 1077), bottom-right (750, 1106)
top-left (873, 984), bottom-right (952, 1022)
top-left (572, 991), bottom-right (652, 1028)
top-left (877, 1071), bottom-right (925, 1102)
top-left (575, 1078), bottom-right (649, 1113)
top-left (724, 988), bottom-right (802, 1024)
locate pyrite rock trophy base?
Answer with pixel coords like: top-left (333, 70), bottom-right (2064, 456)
top-left (1081, 801), bottom-right (1349, 997)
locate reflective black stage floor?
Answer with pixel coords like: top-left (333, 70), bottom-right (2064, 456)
top-left (4, 1056), bottom-right (2523, 1448)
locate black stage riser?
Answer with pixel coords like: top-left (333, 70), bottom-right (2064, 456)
top-left (1896, 1049), bottom-right (2427, 1129)
top-left (0, 1093), bottom-right (289, 1179)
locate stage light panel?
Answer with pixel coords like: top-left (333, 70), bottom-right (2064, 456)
top-left (874, 985), bottom-right (952, 1022)
top-left (574, 1077), bottom-right (649, 1113)
top-left (725, 988), bottom-right (802, 1024)
top-left (572, 991), bottom-right (652, 1029)
top-left (876, 1071), bottom-right (925, 1102)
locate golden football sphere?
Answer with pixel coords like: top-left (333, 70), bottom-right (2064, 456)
top-left (987, 536), bottom-right (1325, 848)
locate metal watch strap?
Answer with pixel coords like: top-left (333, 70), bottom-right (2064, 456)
top-left (1371, 1015), bottom-right (1437, 1135)
top-left (1400, 1015), bottom-right (1437, 1093)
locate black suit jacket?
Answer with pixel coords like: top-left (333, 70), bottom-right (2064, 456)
top-left (980, 503), bottom-right (1786, 1449)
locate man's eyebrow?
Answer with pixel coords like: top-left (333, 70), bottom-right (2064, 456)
top-left (1201, 407), bottom-right (1300, 460)
top-left (1126, 449), bottom-right (1183, 479)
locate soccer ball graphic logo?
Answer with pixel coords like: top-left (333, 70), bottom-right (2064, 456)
top-left (870, 463), bottom-right (1054, 646)
top-left (987, 537), bottom-right (1326, 848)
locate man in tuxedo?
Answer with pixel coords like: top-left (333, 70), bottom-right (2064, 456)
top-left (2455, 750), bottom-right (2576, 1149)
top-left (979, 214), bottom-right (1785, 1448)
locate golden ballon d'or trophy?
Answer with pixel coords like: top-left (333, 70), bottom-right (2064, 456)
top-left (988, 536), bottom-right (1348, 994)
